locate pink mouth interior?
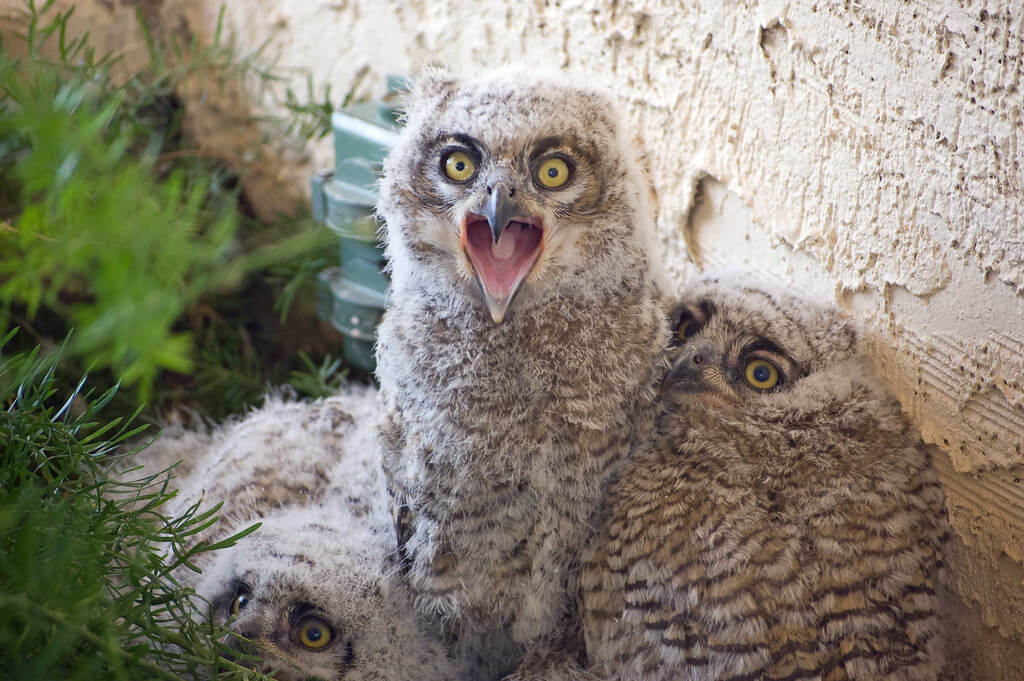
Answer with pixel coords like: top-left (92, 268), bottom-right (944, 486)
top-left (463, 217), bottom-right (543, 300)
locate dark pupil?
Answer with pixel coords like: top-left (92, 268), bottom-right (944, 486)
top-left (753, 365), bottom-right (771, 382)
top-left (547, 166), bottom-right (559, 178)
top-left (455, 160), bottom-right (465, 171)
top-left (237, 595), bottom-right (248, 608)
top-left (306, 626), bottom-right (322, 642)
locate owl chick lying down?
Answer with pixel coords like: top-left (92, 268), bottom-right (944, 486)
top-left (125, 387), bottom-right (455, 681)
top-left (575, 271), bottom-right (954, 681)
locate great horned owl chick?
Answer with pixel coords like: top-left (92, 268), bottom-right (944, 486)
top-left (374, 67), bottom-right (669, 678)
top-left (124, 386), bottom-right (454, 680)
top-left (131, 389), bottom-right (372, 517)
top-left (580, 272), bottom-right (951, 681)
top-left (194, 500), bottom-right (454, 681)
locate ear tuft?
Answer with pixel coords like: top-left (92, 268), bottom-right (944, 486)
top-left (412, 65), bottom-right (458, 96)
top-left (398, 65), bottom-right (459, 122)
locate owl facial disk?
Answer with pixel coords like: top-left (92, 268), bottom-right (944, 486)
top-left (662, 330), bottom-right (798, 404)
top-left (461, 181), bottom-right (544, 324)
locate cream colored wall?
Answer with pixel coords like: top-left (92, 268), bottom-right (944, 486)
top-left (8, 0), bottom-right (1022, 676)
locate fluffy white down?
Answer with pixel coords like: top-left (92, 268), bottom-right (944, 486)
top-left (116, 383), bottom-right (455, 681)
top-left (374, 66), bottom-right (671, 680)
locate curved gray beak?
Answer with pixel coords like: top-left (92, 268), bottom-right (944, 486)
top-left (483, 181), bottom-right (519, 244)
top-left (662, 342), bottom-right (717, 394)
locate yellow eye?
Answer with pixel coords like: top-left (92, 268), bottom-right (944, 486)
top-left (443, 151), bottom-right (475, 182)
top-left (676, 319), bottom-right (693, 342)
top-left (230, 590), bottom-right (250, 617)
top-left (537, 156), bottom-right (570, 188)
top-left (295, 615), bottom-right (333, 649)
top-left (745, 359), bottom-right (780, 390)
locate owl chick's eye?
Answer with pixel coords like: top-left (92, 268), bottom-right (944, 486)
top-left (669, 300), bottom-right (713, 347)
top-left (676, 319), bottom-right (692, 343)
top-left (670, 309), bottom-right (705, 346)
top-left (535, 155), bottom-right (572, 189)
top-left (675, 317), bottom-right (702, 343)
top-left (230, 585), bottom-right (251, 617)
top-left (292, 615), bottom-right (333, 650)
top-left (745, 359), bottom-right (780, 391)
top-left (442, 150), bottom-right (476, 182)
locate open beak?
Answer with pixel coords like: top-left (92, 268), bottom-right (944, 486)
top-left (461, 182), bottom-right (544, 323)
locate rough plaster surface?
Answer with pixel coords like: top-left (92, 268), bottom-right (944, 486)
top-left (6, 0), bottom-right (1022, 676)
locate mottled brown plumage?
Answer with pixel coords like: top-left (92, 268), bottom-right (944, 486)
top-left (579, 272), bottom-right (951, 681)
top-left (374, 67), bottom-right (669, 679)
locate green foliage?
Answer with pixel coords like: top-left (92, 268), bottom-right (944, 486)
top-left (0, 1), bottom-right (365, 676)
top-left (288, 351), bottom-right (347, 399)
top-left (278, 68), bottom-right (362, 141)
top-left (0, 63), bottom-right (238, 388)
top-left (0, 0), bottom-right (340, 405)
top-left (0, 331), bottom-right (273, 680)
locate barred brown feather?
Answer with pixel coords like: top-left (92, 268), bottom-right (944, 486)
top-left (580, 272), bottom-right (951, 681)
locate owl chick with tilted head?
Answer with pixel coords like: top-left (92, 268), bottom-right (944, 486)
top-left (374, 67), bottom-right (670, 679)
top-left (579, 271), bottom-right (951, 681)
top-left (123, 386), bottom-right (454, 681)
top-left (195, 499), bottom-right (454, 681)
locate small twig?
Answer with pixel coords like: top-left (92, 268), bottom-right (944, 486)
top-left (10, 314), bottom-right (44, 344)
top-left (1, 220), bottom-right (56, 242)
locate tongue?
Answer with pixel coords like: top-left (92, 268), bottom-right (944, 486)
top-left (464, 219), bottom-right (543, 300)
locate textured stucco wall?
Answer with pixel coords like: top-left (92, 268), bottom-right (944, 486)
top-left (186, 0), bottom-right (1024, 465)
top-left (7, 0), bottom-right (1022, 676)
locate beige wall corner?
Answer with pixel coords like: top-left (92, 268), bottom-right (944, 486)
top-left (7, 0), bottom-right (1022, 676)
